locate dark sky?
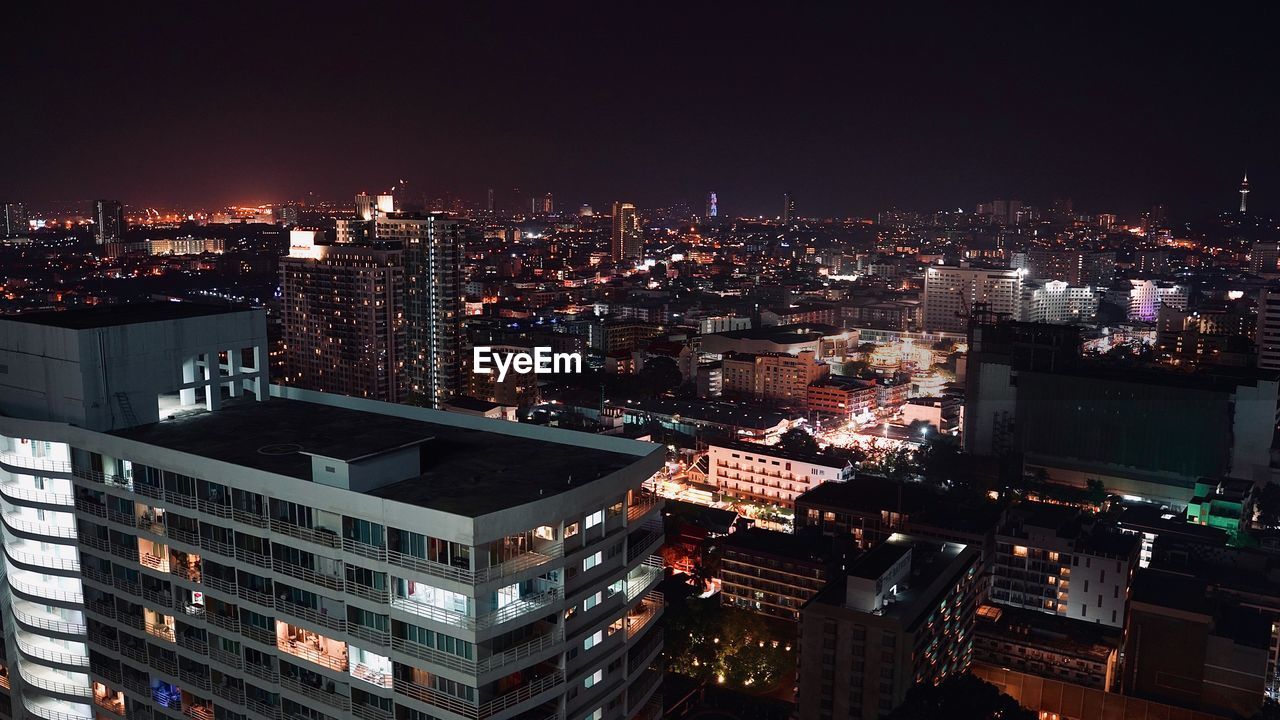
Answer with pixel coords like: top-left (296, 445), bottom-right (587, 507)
top-left (4, 3), bottom-right (1280, 219)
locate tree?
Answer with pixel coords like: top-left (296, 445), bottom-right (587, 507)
top-left (776, 427), bottom-right (820, 455)
top-left (1085, 479), bottom-right (1107, 504)
top-left (886, 674), bottom-right (1035, 720)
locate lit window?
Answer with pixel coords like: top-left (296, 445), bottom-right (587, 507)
top-left (583, 551), bottom-right (603, 571)
top-left (584, 669), bottom-right (603, 688)
top-left (585, 510), bottom-right (603, 529)
top-left (1013, 546), bottom-right (1028, 557)
top-left (584, 592), bottom-right (602, 611)
top-left (565, 523), bottom-right (579, 538)
top-left (584, 630), bottom-right (603, 650)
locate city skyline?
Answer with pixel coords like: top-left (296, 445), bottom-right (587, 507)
top-left (5, 5), bottom-right (1280, 217)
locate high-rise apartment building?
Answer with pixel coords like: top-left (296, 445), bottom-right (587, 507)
top-left (720, 351), bottom-right (829, 405)
top-left (280, 241), bottom-right (406, 402)
top-left (922, 265), bottom-right (1023, 333)
top-left (1011, 249), bottom-right (1115, 288)
top-left (0, 304), bottom-right (666, 720)
top-left (2, 202), bottom-right (28, 238)
top-left (610, 203), bottom-right (641, 264)
top-left (542, 193), bottom-right (554, 214)
top-left (797, 534), bottom-right (980, 720)
top-left (1251, 241), bottom-right (1280, 275)
top-left (704, 192), bottom-right (717, 219)
top-left (94, 200), bottom-right (125, 246)
top-left (1258, 286), bottom-right (1280, 371)
top-left (375, 214), bottom-right (465, 408)
top-left (1019, 279), bottom-right (1099, 325)
top-left (781, 193), bottom-right (795, 224)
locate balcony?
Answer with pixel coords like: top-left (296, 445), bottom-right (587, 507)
top-left (1, 478), bottom-right (75, 506)
top-left (198, 535), bottom-right (234, 559)
top-left (394, 670), bottom-right (564, 720)
top-left (234, 546), bottom-right (271, 569)
top-left (628, 492), bottom-right (661, 522)
top-left (276, 626), bottom-right (348, 673)
top-left (272, 559), bottom-right (343, 592)
top-left (341, 537), bottom-right (387, 562)
top-left (0, 451), bottom-right (73, 474)
top-left (280, 674), bottom-right (351, 712)
top-left (626, 592), bottom-right (663, 639)
top-left (15, 633), bottom-right (89, 668)
top-left (208, 645), bottom-right (242, 670)
top-left (275, 597), bottom-right (346, 634)
top-left (270, 519), bottom-right (341, 549)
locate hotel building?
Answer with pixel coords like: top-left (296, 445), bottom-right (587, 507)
top-left (0, 304), bottom-right (666, 720)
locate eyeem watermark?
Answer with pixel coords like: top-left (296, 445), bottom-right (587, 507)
top-left (472, 346), bottom-right (583, 382)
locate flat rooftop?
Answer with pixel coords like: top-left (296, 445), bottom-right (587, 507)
top-left (5, 302), bottom-right (248, 329)
top-left (112, 397), bottom-right (638, 516)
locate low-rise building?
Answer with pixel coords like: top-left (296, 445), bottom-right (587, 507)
top-left (719, 528), bottom-right (829, 620)
top-left (708, 441), bottom-right (852, 509)
top-left (974, 604), bottom-right (1120, 691)
top-left (805, 377), bottom-right (877, 420)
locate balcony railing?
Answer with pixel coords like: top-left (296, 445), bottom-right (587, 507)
top-left (0, 452), bottom-right (73, 474)
top-left (341, 537), bottom-right (387, 562)
top-left (198, 535), bottom-right (234, 559)
top-left (275, 597), bottom-right (346, 634)
top-left (243, 661), bottom-right (279, 684)
top-left (17, 665), bottom-right (93, 698)
top-left (1, 480), bottom-right (74, 506)
top-left (234, 547), bottom-right (271, 569)
top-left (628, 492), bottom-right (661, 522)
top-left (387, 544), bottom-right (562, 586)
top-left (209, 644), bottom-right (243, 670)
top-left (347, 623), bottom-right (390, 646)
top-left (276, 638), bottom-right (347, 672)
top-left (272, 559), bottom-right (343, 592)
top-left (270, 520), bottom-right (341, 549)
top-left (232, 508), bottom-right (268, 528)
top-left (280, 674), bottom-right (351, 711)
top-left (351, 704), bottom-right (393, 720)
top-left (15, 635), bottom-right (89, 667)
top-left (146, 621), bottom-right (176, 643)
top-left (237, 585), bottom-right (274, 609)
top-left (394, 670), bottom-right (564, 720)
top-left (203, 574), bottom-right (236, 595)
top-left (5, 545), bottom-right (80, 572)
top-left (11, 604), bottom-right (87, 635)
top-left (107, 508), bottom-right (137, 527)
top-left (245, 697), bottom-right (282, 720)
top-left (626, 593), bottom-right (663, 639)
top-left (3, 513), bottom-right (77, 539)
top-left (8, 575), bottom-right (83, 604)
top-left (74, 497), bottom-right (107, 516)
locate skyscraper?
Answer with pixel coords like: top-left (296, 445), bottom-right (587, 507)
top-left (1240, 172), bottom-right (1250, 212)
top-left (0, 304), bottom-right (666, 720)
top-left (93, 199), bottom-right (125, 245)
top-left (1, 202), bottom-right (28, 237)
top-left (376, 214), bottom-right (464, 408)
top-left (705, 191), bottom-right (718, 219)
top-left (782, 192), bottom-right (795, 223)
top-left (611, 202), bottom-right (642, 264)
top-left (542, 192), bottom-right (554, 214)
top-left (486, 188), bottom-right (495, 214)
top-left (1257, 286), bottom-right (1280, 371)
top-left (280, 239), bottom-right (406, 402)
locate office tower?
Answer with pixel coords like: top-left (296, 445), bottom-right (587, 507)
top-left (93, 199), bottom-right (125, 245)
top-left (922, 265), bottom-right (1023, 333)
top-left (797, 535), bottom-right (980, 720)
top-left (992, 503), bottom-right (1138, 628)
top-left (704, 192), bottom-right (717, 219)
top-left (610, 202), bottom-right (641, 264)
top-left (280, 241), bottom-right (406, 402)
top-left (1240, 172), bottom-right (1250, 212)
top-left (375, 214), bottom-right (464, 408)
top-left (1251, 240), bottom-right (1279, 275)
top-left (1012, 249), bottom-right (1115, 288)
top-left (542, 193), bottom-right (554, 214)
top-left (2, 202), bottom-right (28, 237)
top-left (1257, 286), bottom-right (1280, 371)
top-left (486, 188), bottom-right (495, 214)
top-left (781, 193), bottom-right (795, 223)
top-left (0, 304), bottom-right (666, 720)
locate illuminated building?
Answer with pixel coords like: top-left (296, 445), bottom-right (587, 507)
top-left (992, 503), bottom-right (1138, 628)
top-left (973, 604), bottom-right (1120, 691)
top-left (781, 192), bottom-right (795, 223)
top-left (720, 351), bottom-right (829, 406)
top-left (707, 440), bottom-right (852, 510)
top-left (1251, 240), bottom-right (1279, 275)
top-left (610, 202), bottom-right (641, 264)
top-left (704, 191), bottom-right (717, 219)
top-left (2, 202), bottom-right (27, 237)
top-left (1010, 249), bottom-right (1115, 288)
top-left (922, 265), bottom-right (1022, 333)
top-left (542, 193), bottom-right (554, 214)
top-left (280, 242), bottom-right (405, 403)
top-left (719, 528), bottom-right (828, 620)
top-left (93, 199), bottom-right (125, 246)
top-left (1019, 279), bottom-right (1099, 325)
top-left (805, 377), bottom-right (877, 420)
top-left (0, 304), bottom-right (666, 720)
top-left (1257, 286), bottom-right (1280, 371)
top-left (375, 214), bottom-right (464, 408)
top-left (1240, 171), bottom-right (1250, 212)
top-left (797, 535), bottom-right (979, 720)
top-left (1106, 279), bottom-right (1189, 323)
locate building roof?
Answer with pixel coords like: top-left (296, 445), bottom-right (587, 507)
top-left (795, 475), bottom-right (938, 514)
top-left (710, 439), bottom-right (851, 469)
top-left (5, 302), bottom-right (247, 329)
top-left (975, 604), bottom-right (1120, 661)
top-left (112, 397), bottom-right (638, 517)
top-left (849, 541), bottom-right (911, 579)
top-left (721, 527), bottom-right (828, 564)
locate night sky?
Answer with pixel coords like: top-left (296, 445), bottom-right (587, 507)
top-left (5, 4), bottom-right (1280, 219)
